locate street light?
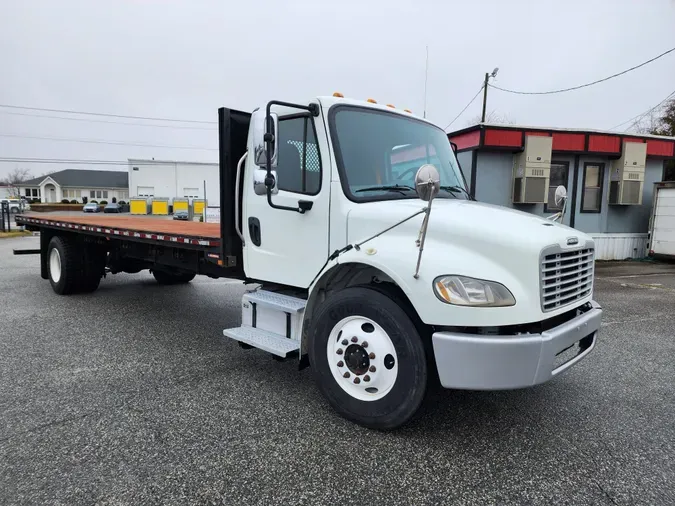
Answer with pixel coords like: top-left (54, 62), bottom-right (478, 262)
top-left (481, 67), bottom-right (500, 123)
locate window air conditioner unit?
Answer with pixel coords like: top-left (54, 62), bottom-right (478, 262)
top-left (609, 142), bottom-right (647, 205)
top-left (512, 135), bottom-right (552, 204)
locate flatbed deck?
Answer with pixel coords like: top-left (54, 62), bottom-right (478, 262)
top-left (16, 214), bottom-right (221, 247)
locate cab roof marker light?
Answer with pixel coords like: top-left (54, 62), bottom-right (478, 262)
top-left (367, 98), bottom-right (377, 104)
top-left (404, 109), bottom-right (412, 113)
top-left (386, 104), bottom-right (395, 108)
top-left (333, 92), bottom-right (344, 98)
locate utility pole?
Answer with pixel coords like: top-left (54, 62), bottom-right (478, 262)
top-left (481, 67), bottom-right (499, 123)
top-left (481, 73), bottom-right (489, 123)
top-left (423, 45), bottom-right (429, 119)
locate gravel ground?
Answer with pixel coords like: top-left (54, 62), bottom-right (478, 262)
top-left (0, 237), bottom-right (673, 505)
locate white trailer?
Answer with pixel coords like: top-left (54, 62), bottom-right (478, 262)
top-left (648, 181), bottom-right (675, 259)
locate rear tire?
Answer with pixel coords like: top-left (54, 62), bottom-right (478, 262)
top-left (308, 286), bottom-right (428, 430)
top-left (78, 246), bottom-right (106, 293)
top-left (47, 236), bottom-right (79, 295)
top-left (152, 270), bottom-right (196, 285)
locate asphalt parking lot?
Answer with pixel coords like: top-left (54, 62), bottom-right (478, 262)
top-left (1, 237), bottom-right (673, 505)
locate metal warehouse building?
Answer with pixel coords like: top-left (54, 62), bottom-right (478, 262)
top-left (127, 159), bottom-right (219, 206)
top-left (448, 124), bottom-right (675, 260)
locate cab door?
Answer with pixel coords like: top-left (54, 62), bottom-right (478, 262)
top-left (243, 107), bottom-right (330, 288)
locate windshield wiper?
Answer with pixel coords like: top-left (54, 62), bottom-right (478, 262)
top-left (439, 185), bottom-right (473, 200)
top-left (355, 184), bottom-right (417, 195)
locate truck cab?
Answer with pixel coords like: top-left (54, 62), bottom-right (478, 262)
top-left (221, 94), bottom-right (603, 429)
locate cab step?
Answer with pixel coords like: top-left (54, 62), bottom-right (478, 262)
top-left (223, 326), bottom-right (300, 358)
top-left (245, 290), bottom-right (307, 313)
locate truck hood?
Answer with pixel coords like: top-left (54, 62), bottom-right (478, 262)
top-left (347, 198), bottom-right (585, 251)
top-left (343, 198), bottom-right (594, 327)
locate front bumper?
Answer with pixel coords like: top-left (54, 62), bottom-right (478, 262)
top-left (432, 301), bottom-right (602, 390)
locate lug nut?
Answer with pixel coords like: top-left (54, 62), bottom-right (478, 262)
top-left (336, 349), bottom-right (343, 355)
top-left (369, 353), bottom-right (376, 360)
top-left (351, 336), bottom-right (358, 343)
top-left (343, 372), bottom-right (350, 378)
top-left (362, 341), bottom-right (368, 348)
top-left (337, 361), bottom-right (344, 367)
top-left (363, 375), bottom-right (371, 382)
top-left (369, 365), bottom-right (376, 373)
top-left (353, 377), bottom-right (361, 384)
top-left (341, 339), bottom-right (348, 346)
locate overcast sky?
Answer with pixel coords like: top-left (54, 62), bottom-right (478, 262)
top-left (1, 0), bottom-right (674, 179)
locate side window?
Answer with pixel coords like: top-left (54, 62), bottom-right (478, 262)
top-left (545, 161), bottom-right (569, 213)
top-left (389, 144), bottom-right (440, 184)
top-left (276, 116), bottom-right (321, 195)
top-left (581, 163), bottom-right (604, 213)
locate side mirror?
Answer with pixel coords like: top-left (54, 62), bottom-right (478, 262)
top-left (554, 185), bottom-right (567, 206)
top-left (251, 109), bottom-right (279, 168)
top-left (415, 164), bottom-right (441, 202)
top-left (254, 168), bottom-right (278, 196)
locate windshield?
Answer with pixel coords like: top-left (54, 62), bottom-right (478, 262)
top-left (329, 106), bottom-right (468, 201)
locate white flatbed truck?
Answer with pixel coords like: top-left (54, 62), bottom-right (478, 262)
top-left (17, 94), bottom-right (602, 429)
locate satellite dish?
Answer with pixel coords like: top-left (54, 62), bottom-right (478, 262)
top-left (414, 164), bottom-right (441, 202)
top-left (554, 185), bottom-right (567, 206)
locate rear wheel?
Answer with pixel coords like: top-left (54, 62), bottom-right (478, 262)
top-left (47, 237), bottom-right (79, 295)
top-left (308, 286), bottom-right (428, 430)
top-left (152, 269), bottom-right (196, 285)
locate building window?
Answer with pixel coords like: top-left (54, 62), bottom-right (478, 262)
top-left (581, 163), bottom-right (604, 213)
top-left (183, 188), bottom-right (200, 198)
top-left (102, 190), bottom-right (108, 199)
top-left (63, 189), bottom-right (81, 200)
top-left (137, 186), bottom-right (154, 197)
top-left (664, 160), bottom-right (675, 181)
top-left (275, 115), bottom-right (322, 195)
top-left (545, 161), bottom-right (570, 213)
top-left (90, 190), bottom-right (96, 199)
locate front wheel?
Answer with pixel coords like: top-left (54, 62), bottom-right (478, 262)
top-left (308, 287), bottom-right (428, 430)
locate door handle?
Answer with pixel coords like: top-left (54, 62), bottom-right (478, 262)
top-left (248, 217), bottom-right (261, 247)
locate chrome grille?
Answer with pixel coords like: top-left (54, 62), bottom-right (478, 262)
top-left (541, 247), bottom-right (594, 312)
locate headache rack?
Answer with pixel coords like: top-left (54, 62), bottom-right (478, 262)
top-left (540, 246), bottom-right (595, 312)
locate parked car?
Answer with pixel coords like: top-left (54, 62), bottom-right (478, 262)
top-left (104, 202), bottom-right (122, 213)
top-left (173, 210), bottom-right (189, 221)
top-left (0, 199), bottom-right (24, 213)
top-left (83, 202), bottom-right (101, 213)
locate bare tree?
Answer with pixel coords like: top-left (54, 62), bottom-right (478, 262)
top-left (0, 168), bottom-right (33, 198)
top-left (467, 110), bottom-right (517, 126)
top-left (0, 168), bottom-right (33, 185)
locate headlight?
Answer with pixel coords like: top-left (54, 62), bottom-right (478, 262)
top-left (433, 275), bottom-right (515, 307)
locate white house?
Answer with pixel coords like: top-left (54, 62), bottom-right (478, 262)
top-left (18, 169), bottom-right (129, 203)
top-left (128, 159), bottom-right (219, 206)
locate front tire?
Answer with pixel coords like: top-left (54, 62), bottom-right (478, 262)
top-left (308, 287), bottom-right (428, 430)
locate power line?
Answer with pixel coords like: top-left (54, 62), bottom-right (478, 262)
top-left (0, 110), bottom-right (217, 130)
top-left (0, 157), bottom-right (216, 166)
top-left (489, 46), bottom-right (675, 95)
top-left (0, 132), bottom-right (217, 151)
top-left (0, 103), bottom-right (216, 124)
top-left (443, 84), bottom-right (485, 130)
top-left (608, 88), bottom-right (675, 131)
